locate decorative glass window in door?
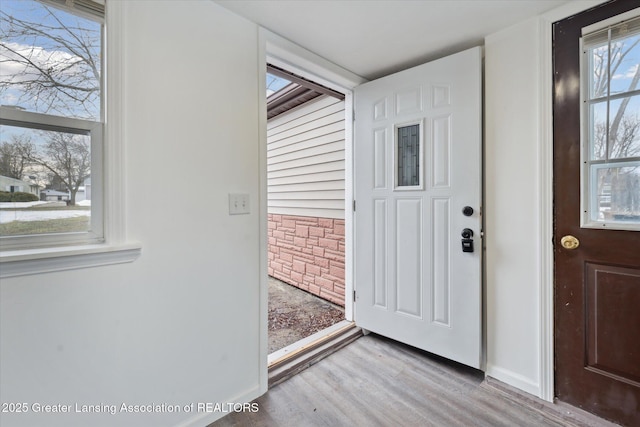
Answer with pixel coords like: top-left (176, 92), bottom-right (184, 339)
top-left (396, 123), bottom-right (422, 188)
top-left (582, 15), bottom-right (640, 230)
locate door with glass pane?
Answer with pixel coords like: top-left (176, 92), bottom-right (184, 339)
top-left (354, 47), bottom-right (482, 369)
top-left (553, 2), bottom-right (640, 425)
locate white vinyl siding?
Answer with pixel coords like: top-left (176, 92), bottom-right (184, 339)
top-left (267, 95), bottom-right (345, 219)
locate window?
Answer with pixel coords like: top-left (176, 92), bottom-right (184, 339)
top-left (581, 14), bottom-right (640, 230)
top-left (0, 0), bottom-right (104, 249)
top-left (395, 122), bottom-right (423, 189)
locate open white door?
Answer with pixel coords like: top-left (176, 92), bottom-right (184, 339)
top-left (354, 47), bottom-right (482, 368)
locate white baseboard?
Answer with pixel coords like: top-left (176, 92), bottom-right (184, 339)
top-left (175, 384), bottom-right (263, 427)
top-left (485, 364), bottom-right (540, 398)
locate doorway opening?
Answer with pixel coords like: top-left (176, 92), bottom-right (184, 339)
top-left (265, 64), bottom-right (350, 360)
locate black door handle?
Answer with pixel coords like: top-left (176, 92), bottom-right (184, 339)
top-left (461, 228), bottom-right (474, 252)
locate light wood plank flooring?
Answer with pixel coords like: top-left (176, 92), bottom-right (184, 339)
top-left (211, 335), bottom-right (610, 427)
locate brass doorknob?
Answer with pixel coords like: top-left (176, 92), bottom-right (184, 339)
top-left (560, 235), bottom-right (580, 250)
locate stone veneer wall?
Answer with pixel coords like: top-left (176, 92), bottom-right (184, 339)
top-left (267, 214), bottom-right (345, 306)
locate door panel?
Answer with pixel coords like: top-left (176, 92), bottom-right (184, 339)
top-left (396, 198), bottom-right (423, 317)
top-left (585, 263), bottom-right (640, 384)
top-left (354, 47), bottom-right (482, 369)
top-left (553, 2), bottom-right (640, 425)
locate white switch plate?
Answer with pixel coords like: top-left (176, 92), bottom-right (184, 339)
top-left (229, 193), bottom-right (250, 215)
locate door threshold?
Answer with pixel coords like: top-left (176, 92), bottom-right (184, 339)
top-left (268, 320), bottom-right (362, 388)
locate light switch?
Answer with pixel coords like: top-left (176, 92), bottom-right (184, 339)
top-left (229, 193), bottom-right (250, 215)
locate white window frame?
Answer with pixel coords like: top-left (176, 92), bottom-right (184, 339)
top-left (0, 0), bottom-right (141, 278)
top-left (580, 9), bottom-right (640, 231)
top-left (0, 108), bottom-right (104, 250)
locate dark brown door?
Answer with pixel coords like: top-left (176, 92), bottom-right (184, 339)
top-left (553, 1), bottom-right (640, 426)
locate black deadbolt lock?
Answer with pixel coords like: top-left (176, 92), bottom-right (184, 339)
top-left (461, 228), bottom-right (474, 253)
top-left (462, 206), bottom-right (474, 217)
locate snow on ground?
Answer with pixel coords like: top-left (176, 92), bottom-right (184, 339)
top-left (0, 201), bottom-right (49, 209)
top-left (0, 200), bottom-right (90, 209)
top-left (0, 210), bottom-right (90, 224)
top-left (0, 201), bottom-right (92, 224)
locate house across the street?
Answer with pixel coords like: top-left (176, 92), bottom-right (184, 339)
top-left (40, 189), bottom-right (70, 202)
top-left (0, 175), bottom-right (40, 197)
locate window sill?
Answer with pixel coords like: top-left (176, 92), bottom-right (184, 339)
top-left (0, 243), bottom-right (142, 279)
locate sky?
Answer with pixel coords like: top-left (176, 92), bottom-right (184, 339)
top-left (266, 73), bottom-right (291, 97)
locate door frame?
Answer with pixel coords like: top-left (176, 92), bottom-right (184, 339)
top-left (257, 28), bottom-right (366, 391)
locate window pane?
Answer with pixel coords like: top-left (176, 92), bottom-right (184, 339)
top-left (397, 124), bottom-right (420, 187)
top-left (589, 100), bottom-right (608, 160)
top-left (589, 43), bottom-right (609, 99)
top-left (609, 33), bottom-right (640, 96)
top-left (607, 95), bottom-right (640, 159)
top-left (0, 125), bottom-right (91, 237)
top-left (583, 18), bottom-right (640, 230)
top-left (591, 164), bottom-right (640, 224)
top-left (0, 0), bottom-right (102, 121)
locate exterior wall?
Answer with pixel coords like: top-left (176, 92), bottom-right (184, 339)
top-left (267, 95), bottom-right (346, 220)
top-left (0, 2), bottom-right (262, 427)
top-left (267, 92), bottom-right (346, 304)
top-left (268, 213), bottom-right (345, 306)
top-left (75, 187), bottom-right (87, 202)
top-left (42, 192), bottom-right (70, 201)
top-left (0, 175), bottom-right (39, 196)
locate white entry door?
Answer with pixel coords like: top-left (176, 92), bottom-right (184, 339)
top-left (354, 47), bottom-right (482, 369)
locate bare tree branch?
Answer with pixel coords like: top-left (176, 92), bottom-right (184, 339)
top-left (0, 3), bottom-right (101, 119)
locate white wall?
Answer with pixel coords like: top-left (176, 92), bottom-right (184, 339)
top-left (485, 17), bottom-right (544, 395)
top-left (267, 95), bottom-right (346, 219)
top-left (484, 0), bottom-right (603, 399)
top-left (0, 2), bottom-right (262, 427)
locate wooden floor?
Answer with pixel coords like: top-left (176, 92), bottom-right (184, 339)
top-left (211, 334), bottom-right (612, 427)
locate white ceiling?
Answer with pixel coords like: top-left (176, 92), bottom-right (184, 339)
top-left (215, 0), bottom-right (570, 80)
